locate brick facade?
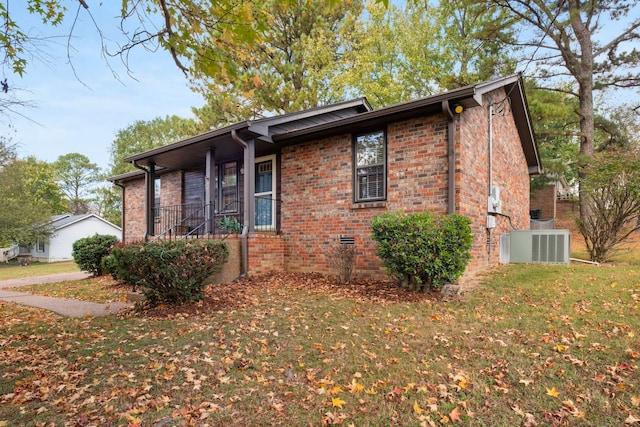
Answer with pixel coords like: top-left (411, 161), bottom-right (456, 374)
top-left (161, 171), bottom-right (183, 206)
top-left (530, 185), bottom-right (557, 220)
top-left (457, 90), bottom-right (531, 273)
top-left (120, 86), bottom-right (533, 284)
top-left (123, 178), bottom-right (145, 242)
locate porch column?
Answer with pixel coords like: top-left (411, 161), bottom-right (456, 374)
top-left (146, 162), bottom-right (156, 237)
top-left (205, 148), bottom-right (215, 234)
top-left (246, 139), bottom-right (256, 233)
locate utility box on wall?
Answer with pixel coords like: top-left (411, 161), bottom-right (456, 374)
top-left (507, 229), bottom-right (570, 264)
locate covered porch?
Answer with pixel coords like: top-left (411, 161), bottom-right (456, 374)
top-left (124, 123), bottom-right (281, 241)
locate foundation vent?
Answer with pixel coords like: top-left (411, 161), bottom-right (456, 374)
top-left (339, 235), bottom-right (355, 245)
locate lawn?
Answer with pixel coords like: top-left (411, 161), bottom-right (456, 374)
top-left (0, 261), bottom-right (638, 426)
top-left (0, 261), bottom-right (79, 281)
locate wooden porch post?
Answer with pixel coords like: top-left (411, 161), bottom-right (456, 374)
top-left (246, 139), bottom-right (256, 233)
top-left (205, 148), bottom-right (215, 234)
top-left (146, 162), bottom-right (156, 237)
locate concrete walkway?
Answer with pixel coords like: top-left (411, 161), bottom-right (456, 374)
top-left (0, 272), bottom-right (133, 317)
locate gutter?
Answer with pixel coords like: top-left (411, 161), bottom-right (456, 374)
top-left (231, 130), bottom-right (250, 277)
top-left (442, 101), bottom-right (457, 215)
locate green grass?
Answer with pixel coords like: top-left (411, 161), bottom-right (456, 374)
top-left (0, 260), bottom-right (639, 426)
top-left (0, 261), bottom-right (79, 280)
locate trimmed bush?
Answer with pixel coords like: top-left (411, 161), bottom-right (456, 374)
top-left (72, 234), bottom-right (119, 276)
top-left (329, 244), bottom-right (358, 284)
top-left (108, 239), bottom-right (228, 306)
top-left (102, 241), bottom-right (145, 289)
top-left (371, 211), bottom-right (472, 291)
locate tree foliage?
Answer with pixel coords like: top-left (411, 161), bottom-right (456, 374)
top-left (186, 0), bottom-right (363, 123)
top-left (577, 150), bottom-right (640, 262)
top-left (335, 0), bottom-right (517, 107)
top-left (487, 0), bottom-right (640, 223)
top-left (109, 115), bottom-right (200, 176)
top-left (0, 138), bottom-right (55, 246)
top-left (53, 153), bottom-right (101, 214)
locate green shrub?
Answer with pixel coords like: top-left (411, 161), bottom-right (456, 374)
top-left (371, 211), bottom-right (472, 291)
top-left (102, 241), bottom-right (145, 289)
top-left (219, 216), bottom-right (243, 233)
top-left (72, 234), bottom-right (119, 276)
top-left (108, 239), bottom-right (228, 306)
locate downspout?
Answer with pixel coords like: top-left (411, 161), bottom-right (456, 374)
top-left (133, 161), bottom-right (155, 241)
top-left (114, 182), bottom-right (125, 242)
top-left (442, 101), bottom-right (457, 215)
top-left (231, 129), bottom-right (250, 277)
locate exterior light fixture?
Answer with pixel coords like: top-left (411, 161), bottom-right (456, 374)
top-left (454, 105), bottom-right (464, 114)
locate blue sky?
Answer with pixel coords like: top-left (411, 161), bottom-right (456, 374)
top-left (6, 3), bottom-right (203, 171)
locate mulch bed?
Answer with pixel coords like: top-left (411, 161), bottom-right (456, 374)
top-left (135, 272), bottom-right (441, 318)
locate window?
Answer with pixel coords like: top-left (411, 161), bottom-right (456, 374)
top-left (154, 177), bottom-right (161, 220)
top-left (354, 130), bottom-right (386, 202)
top-left (219, 161), bottom-right (238, 212)
top-left (255, 155), bottom-right (276, 229)
top-left (36, 238), bottom-right (45, 253)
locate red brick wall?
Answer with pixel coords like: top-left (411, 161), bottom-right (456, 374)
top-left (123, 178), bottom-right (145, 242)
top-left (280, 115), bottom-right (452, 279)
top-left (530, 186), bottom-right (557, 219)
top-left (456, 90), bottom-right (531, 275)
top-left (277, 89), bottom-right (531, 281)
top-left (247, 233), bottom-right (284, 275)
top-left (162, 171), bottom-right (183, 206)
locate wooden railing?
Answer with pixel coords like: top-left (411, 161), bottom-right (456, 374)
top-left (0, 244), bottom-right (19, 262)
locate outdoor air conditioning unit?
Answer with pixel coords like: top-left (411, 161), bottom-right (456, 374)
top-left (507, 229), bottom-right (570, 264)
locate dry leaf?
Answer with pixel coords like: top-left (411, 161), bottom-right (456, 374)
top-left (546, 387), bottom-right (560, 397)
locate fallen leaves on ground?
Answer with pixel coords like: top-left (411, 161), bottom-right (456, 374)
top-left (0, 266), bottom-right (638, 426)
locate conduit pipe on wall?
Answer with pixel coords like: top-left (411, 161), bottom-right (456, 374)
top-left (231, 129), bottom-right (250, 277)
top-left (442, 101), bottom-right (457, 215)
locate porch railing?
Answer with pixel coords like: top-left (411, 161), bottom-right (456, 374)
top-left (152, 197), bottom-right (281, 241)
top-left (1, 244), bottom-right (19, 262)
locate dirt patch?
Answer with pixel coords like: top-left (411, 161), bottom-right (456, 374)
top-left (134, 272), bottom-right (441, 318)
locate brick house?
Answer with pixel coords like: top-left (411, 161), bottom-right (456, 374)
top-left (109, 74), bottom-right (540, 282)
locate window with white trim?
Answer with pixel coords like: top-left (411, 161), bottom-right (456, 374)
top-left (354, 130), bottom-right (386, 202)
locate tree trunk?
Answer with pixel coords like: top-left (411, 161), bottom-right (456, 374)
top-left (569, 0), bottom-right (595, 229)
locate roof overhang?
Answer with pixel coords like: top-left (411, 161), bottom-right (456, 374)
top-left (273, 74), bottom-right (541, 175)
top-left (114, 75), bottom-right (540, 177)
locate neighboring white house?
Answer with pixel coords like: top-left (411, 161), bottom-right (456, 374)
top-left (25, 214), bottom-right (122, 262)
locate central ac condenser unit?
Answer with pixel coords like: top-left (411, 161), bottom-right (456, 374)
top-left (506, 229), bottom-right (570, 264)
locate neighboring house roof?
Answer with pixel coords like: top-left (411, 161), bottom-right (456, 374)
top-left (46, 214), bottom-right (122, 232)
top-left (109, 74), bottom-right (540, 182)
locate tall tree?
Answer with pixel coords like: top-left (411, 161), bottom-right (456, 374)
top-left (336, 0), bottom-right (517, 107)
top-left (53, 153), bottom-right (101, 214)
top-left (0, 139), bottom-right (54, 246)
top-left (109, 115), bottom-right (200, 176)
top-left (487, 0), bottom-right (640, 223)
top-left (21, 156), bottom-right (67, 214)
top-left (189, 0), bottom-right (363, 123)
top-left (91, 185), bottom-right (122, 227)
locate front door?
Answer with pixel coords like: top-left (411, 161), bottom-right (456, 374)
top-left (255, 155), bottom-right (276, 229)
